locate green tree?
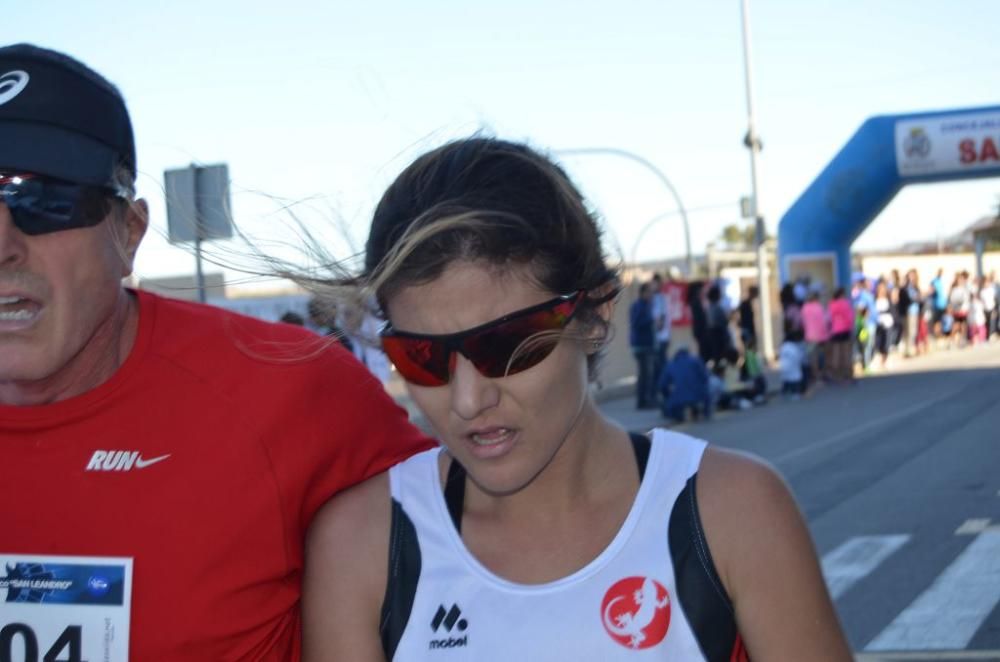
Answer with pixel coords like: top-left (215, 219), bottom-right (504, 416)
top-left (720, 223), bottom-right (756, 247)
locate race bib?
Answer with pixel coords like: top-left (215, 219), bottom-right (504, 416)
top-left (0, 554), bottom-right (132, 662)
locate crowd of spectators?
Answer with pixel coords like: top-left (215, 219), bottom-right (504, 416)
top-left (778, 268), bottom-right (999, 396)
top-left (633, 274), bottom-right (767, 423)
top-left (632, 266), bottom-right (999, 420)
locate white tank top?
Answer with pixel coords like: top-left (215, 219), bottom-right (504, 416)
top-left (380, 429), bottom-right (748, 661)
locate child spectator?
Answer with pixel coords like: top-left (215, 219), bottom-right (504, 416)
top-left (740, 337), bottom-right (768, 404)
top-left (658, 347), bottom-right (711, 423)
top-left (856, 306), bottom-right (871, 371)
top-left (779, 334), bottom-right (805, 399)
top-left (941, 306), bottom-right (955, 346)
top-left (971, 293), bottom-right (988, 344)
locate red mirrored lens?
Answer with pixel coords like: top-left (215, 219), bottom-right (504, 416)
top-left (382, 292), bottom-right (583, 386)
top-left (381, 335), bottom-right (454, 386)
top-left (462, 298), bottom-right (578, 378)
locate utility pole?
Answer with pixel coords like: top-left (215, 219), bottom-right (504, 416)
top-left (740, 0), bottom-right (775, 362)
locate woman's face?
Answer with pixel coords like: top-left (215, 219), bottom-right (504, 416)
top-left (384, 260), bottom-right (595, 496)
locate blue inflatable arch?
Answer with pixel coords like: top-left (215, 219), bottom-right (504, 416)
top-left (778, 105), bottom-right (1000, 287)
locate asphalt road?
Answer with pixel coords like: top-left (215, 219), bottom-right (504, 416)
top-left (602, 342), bottom-right (1000, 660)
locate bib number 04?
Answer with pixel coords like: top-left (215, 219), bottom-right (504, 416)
top-left (0, 624), bottom-right (85, 662)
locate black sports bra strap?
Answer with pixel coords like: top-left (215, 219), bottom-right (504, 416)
top-left (629, 431), bottom-right (652, 481)
top-left (444, 456), bottom-right (466, 534)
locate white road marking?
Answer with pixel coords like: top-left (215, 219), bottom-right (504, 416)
top-left (822, 535), bottom-right (911, 600)
top-left (866, 530), bottom-right (1000, 651)
top-left (955, 519), bottom-right (992, 535)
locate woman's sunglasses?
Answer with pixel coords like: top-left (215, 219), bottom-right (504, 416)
top-left (0, 172), bottom-right (129, 236)
top-left (381, 291), bottom-right (586, 386)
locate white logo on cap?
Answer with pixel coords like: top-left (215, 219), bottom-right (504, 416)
top-left (0, 70), bottom-right (29, 106)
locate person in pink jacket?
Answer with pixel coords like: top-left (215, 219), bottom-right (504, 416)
top-left (800, 291), bottom-right (830, 387)
top-left (827, 287), bottom-right (856, 383)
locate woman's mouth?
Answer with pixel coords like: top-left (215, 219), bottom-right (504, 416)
top-left (471, 427), bottom-right (513, 445)
top-left (465, 427), bottom-right (518, 458)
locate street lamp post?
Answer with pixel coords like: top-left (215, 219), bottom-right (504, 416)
top-left (555, 147), bottom-right (693, 275)
top-left (739, 0), bottom-right (776, 363)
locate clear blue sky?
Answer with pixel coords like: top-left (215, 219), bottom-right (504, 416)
top-left (12, 0), bottom-right (1000, 283)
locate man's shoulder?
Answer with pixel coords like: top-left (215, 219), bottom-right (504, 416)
top-left (146, 289), bottom-right (316, 341)
top-left (140, 290), bottom-right (355, 383)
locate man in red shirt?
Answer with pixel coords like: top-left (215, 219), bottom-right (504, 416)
top-left (0, 43), bottom-right (431, 660)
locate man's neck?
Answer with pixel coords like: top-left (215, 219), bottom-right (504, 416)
top-left (0, 290), bottom-right (140, 406)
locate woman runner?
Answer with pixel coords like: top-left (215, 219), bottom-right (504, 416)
top-left (302, 137), bottom-right (851, 661)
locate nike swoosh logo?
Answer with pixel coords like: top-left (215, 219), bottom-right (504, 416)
top-left (134, 454), bottom-right (171, 469)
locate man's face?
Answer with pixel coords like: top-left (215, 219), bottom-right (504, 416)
top-left (0, 195), bottom-right (146, 387)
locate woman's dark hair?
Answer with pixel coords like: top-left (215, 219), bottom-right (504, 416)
top-left (833, 287), bottom-right (846, 299)
top-left (779, 283), bottom-right (796, 308)
top-left (363, 137), bottom-right (620, 377)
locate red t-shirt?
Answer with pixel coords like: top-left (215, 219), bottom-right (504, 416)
top-left (0, 290), bottom-right (433, 660)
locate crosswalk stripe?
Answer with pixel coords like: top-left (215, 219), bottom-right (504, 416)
top-left (822, 535), bottom-right (910, 600)
top-left (866, 530), bottom-right (1000, 651)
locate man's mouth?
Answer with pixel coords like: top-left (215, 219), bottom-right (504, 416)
top-left (0, 296), bottom-right (42, 323)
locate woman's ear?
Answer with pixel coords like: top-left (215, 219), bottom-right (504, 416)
top-left (585, 281), bottom-right (620, 353)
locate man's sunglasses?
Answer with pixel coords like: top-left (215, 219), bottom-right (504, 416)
top-left (0, 172), bottom-right (130, 236)
top-left (381, 291), bottom-right (586, 387)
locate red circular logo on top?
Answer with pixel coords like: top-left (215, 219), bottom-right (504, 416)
top-left (600, 576), bottom-right (671, 650)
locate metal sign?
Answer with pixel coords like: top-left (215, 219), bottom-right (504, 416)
top-left (164, 164), bottom-right (233, 244)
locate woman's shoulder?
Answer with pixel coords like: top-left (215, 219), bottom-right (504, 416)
top-left (693, 446), bottom-right (812, 588)
top-left (697, 447), bottom-right (789, 506)
top-left (307, 472), bottom-right (392, 577)
top-left (303, 471), bottom-right (400, 659)
top-left (692, 447), bottom-right (853, 658)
